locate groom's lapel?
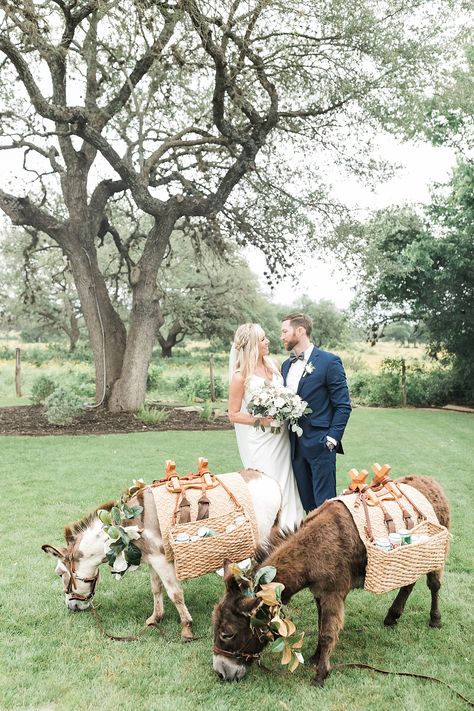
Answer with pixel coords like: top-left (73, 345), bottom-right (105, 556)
top-left (297, 347), bottom-right (319, 395)
top-left (281, 358), bottom-right (291, 385)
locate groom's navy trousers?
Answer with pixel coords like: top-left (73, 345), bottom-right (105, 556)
top-left (282, 346), bottom-right (351, 512)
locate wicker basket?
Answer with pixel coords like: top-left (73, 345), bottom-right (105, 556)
top-left (364, 520), bottom-right (450, 594)
top-left (168, 507), bottom-right (256, 580)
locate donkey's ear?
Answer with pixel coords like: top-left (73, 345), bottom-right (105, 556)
top-left (240, 597), bottom-right (261, 616)
top-left (64, 525), bottom-right (75, 544)
top-left (42, 544), bottom-right (66, 559)
top-left (223, 559), bottom-right (241, 593)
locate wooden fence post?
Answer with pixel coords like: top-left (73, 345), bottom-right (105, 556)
top-left (209, 354), bottom-right (216, 402)
top-left (401, 358), bottom-right (407, 406)
top-left (15, 347), bottom-right (22, 397)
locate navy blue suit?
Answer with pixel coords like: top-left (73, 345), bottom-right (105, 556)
top-left (282, 347), bottom-right (351, 511)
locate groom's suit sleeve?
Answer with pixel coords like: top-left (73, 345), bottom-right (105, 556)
top-left (326, 355), bottom-right (352, 443)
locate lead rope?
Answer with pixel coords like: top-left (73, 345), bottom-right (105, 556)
top-left (91, 605), bottom-right (155, 642)
top-left (332, 662), bottom-right (474, 708)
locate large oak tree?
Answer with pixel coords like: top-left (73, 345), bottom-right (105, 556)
top-left (0, 0), bottom-right (464, 410)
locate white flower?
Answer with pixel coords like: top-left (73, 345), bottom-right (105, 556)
top-left (112, 551), bottom-right (128, 573)
top-left (123, 525), bottom-right (141, 540)
top-left (303, 363), bottom-right (315, 377)
top-left (247, 383), bottom-right (309, 437)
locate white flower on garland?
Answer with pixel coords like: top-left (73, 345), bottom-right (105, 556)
top-left (302, 362), bottom-right (315, 377)
top-left (98, 498), bottom-right (144, 578)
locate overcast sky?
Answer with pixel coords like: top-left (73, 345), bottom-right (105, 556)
top-left (248, 137), bottom-right (456, 309)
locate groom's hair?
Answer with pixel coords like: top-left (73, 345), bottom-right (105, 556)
top-left (282, 312), bottom-right (313, 336)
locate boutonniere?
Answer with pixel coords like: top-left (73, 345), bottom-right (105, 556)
top-left (302, 362), bottom-right (315, 378)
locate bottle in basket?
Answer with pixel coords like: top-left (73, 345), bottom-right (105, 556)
top-left (374, 537), bottom-right (392, 551)
top-left (398, 528), bottom-right (412, 545)
top-left (388, 532), bottom-right (402, 549)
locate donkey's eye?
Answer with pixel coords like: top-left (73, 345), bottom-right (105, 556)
top-left (220, 631), bottom-right (236, 642)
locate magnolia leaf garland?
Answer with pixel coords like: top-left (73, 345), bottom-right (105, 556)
top-left (97, 479), bottom-right (145, 578)
top-left (244, 565), bottom-right (305, 672)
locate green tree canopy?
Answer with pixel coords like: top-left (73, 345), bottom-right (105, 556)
top-left (288, 296), bottom-right (351, 349)
top-left (351, 161), bottom-right (474, 388)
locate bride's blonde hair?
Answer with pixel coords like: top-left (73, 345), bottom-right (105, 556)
top-left (232, 323), bottom-right (279, 386)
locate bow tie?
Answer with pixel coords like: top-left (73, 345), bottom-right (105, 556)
top-left (289, 352), bottom-right (305, 363)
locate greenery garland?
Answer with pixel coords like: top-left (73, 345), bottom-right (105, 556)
top-left (97, 479), bottom-right (146, 577)
top-left (229, 563), bottom-right (304, 672)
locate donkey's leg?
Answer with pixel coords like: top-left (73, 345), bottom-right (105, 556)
top-left (146, 554), bottom-right (195, 641)
top-left (312, 593), bottom-right (345, 687)
top-left (384, 583), bottom-right (415, 626)
top-left (427, 569), bottom-right (442, 628)
top-left (308, 590), bottom-right (322, 665)
top-left (146, 566), bottom-right (165, 627)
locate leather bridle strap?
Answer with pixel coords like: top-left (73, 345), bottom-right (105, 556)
top-left (65, 556), bottom-right (99, 601)
top-left (213, 644), bottom-right (261, 663)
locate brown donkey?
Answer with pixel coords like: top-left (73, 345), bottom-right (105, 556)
top-left (212, 475), bottom-right (450, 686)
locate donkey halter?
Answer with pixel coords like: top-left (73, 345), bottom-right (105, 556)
top-left (64, 554), bottom-right (99, 602)
top-left (214, 624), bottom-right (267, 663)
top-left (213, 640), bottom-right (261, 663)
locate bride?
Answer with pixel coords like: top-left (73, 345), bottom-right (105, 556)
top-left (227, 323), bottom-right (304, 529)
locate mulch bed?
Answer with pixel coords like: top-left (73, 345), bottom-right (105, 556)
top-left (0, 404), bottom-right (233, 436)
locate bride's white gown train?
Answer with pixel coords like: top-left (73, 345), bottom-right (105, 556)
top-left (234, 373), bottom-right (304, 529)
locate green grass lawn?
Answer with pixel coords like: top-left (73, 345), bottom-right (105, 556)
top-left (1, 408), bottom-right (473, 711)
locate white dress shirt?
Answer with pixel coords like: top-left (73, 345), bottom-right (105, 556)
top-left (286, 344), bottom-right (314, 394)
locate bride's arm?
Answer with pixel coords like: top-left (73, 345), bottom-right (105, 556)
top-left (228, 373), bottom-right (272, 427)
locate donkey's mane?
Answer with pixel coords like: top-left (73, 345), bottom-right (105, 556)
top-left (253, 525), bottom-right (296, 567)
top-left (64, 500), bottom-right (116, 540)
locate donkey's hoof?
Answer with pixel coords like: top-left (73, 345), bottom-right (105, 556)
top-left (146, 615), bottom-right (163, 627)
top-left (429, 617), bottom-right (441, 629)
top-left (383, 614), bottom-right (398, 627)
top-left (311, 675), bottom-right (326, 688)
top-left (181, 624), bottom-right (196, 642)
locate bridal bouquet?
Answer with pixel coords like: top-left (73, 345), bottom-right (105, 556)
top-left (247, 382), bottom-right (311, 437)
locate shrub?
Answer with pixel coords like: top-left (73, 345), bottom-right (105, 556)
top-left (343, 354), bottom-right (365, 373)
top-left (175, 374), bottom-right (191, 390)
top-left (146, 365), bottom-right (163, 391)
top-left (349, 371), bottom-right (401, 406)
top-left (67, 371), bottom-right (96, 398)
top-left (406, 370), bottom-right (456, 407)
top-left (31, 375), bottom-right (57, 405)
top-left (200, 401), bottom-right (213, 421)
top-left (349, 365), bottom-right (458, 407)
top-left (184, 375), bottom-right (225, 401)
top-left (134, 405), bottom-right (169, 424)
top-left (43, 388), bottom-right (83, 425)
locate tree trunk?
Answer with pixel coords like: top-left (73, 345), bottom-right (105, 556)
top-left (157, 320), bottom-right (185, 359)
top-left (68, 313), bottom-right (80, 353)
top-left (68, 243), bottom-right (127, 406)
top-left (161, 343), bottom-right (173, 358)
top-left (107, 216), bottom-right (174, 411)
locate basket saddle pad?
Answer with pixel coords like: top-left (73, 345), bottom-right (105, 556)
top-left (151, 471), bottom-right (258, 562)
top-left (334, 483), bottom-right (439, 548)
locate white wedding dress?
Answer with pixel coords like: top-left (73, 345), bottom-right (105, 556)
top-left (233, 372), bottom-right (305, 529)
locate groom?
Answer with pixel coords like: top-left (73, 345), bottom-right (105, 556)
top-left (281, 312), bottom-right (352, 512)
